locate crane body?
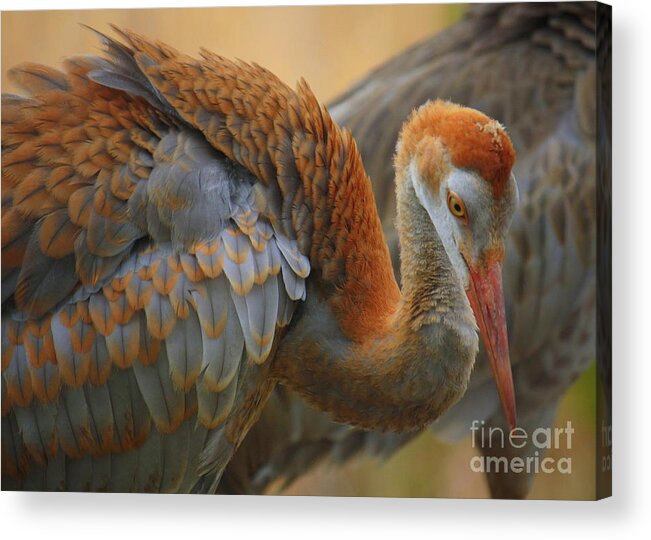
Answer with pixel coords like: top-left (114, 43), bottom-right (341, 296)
top-left (2, 27), bottom-right (517, 492)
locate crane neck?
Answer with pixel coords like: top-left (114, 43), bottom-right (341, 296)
top-left (273, 167), bottom-right (478, 431)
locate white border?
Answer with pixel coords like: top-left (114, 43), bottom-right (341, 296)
top-left (2, 0), bottom-right (650, 538)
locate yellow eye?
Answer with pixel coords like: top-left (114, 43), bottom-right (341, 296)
top-left (447, 191), bottom-right (467, 221)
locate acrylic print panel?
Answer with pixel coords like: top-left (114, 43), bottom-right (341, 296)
top-left (1, 2), bottom-right (610, 499)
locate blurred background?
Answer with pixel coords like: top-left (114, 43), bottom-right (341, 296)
top-left (2, 4), bottom-right (463, 103)
top-left (1, 3), bottom-right (596, 499)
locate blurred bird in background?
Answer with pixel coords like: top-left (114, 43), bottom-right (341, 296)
top-left (219, 1), bottom-right (601, 499)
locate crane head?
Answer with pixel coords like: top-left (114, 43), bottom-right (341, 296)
top-left (396, 99), bottom-right (518, 429)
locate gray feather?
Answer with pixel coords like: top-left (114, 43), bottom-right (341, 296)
top-left (108, 449), bottom-right (138, 492)
top-left (89, 454), bottom-right (112, 491)
top-left (66, 455), bottom-right (93, 491)
top-left (222, 231), bottom-right (255, 296)
top-left (83, 383), bottom-right (114, 452)
top-left (84, 25), bottom-right (184, 122)
top-left (2, 414), bottom-right (24, 478)
top-left (106, 367), bottom-right (151, 452)
top-left (166, 310), bottom-right (203, 391)
top-left (144, 290), bottom-right (176, 340)
top-left (275, 233), bottom-right (310, 278)
top-left (51, 314), bottom-right (89, 387)
top-left (132, 346), bottom-right (185, 433)
top-left (196, 371), bottom-right (239, 430)
top-left (56, 386), bottom-right (94, 458)
top-left (105, 316), bottom-right (140, 368)
top-left (193, 276), bottom-right (228, 339)
top-left (133, 428), bottom-right (162, 492)
top-left (4, 344), bottom-right (32, 406)
top-left (159, 420), bottom-right (191, 492)
top-left (21, 460), bottom-right (47, 491)
top-left (45, 450), bottom-right (66, 491)
top-left (13, 401), bottom-right (57, 464)
top-left (195, 425), bottom-right (234, 493)
top-left (279, 257), bottom-right (306, 301)
top-left (195, 239), bottom-right (225, 278)
top-left (27, 354), bottom-right (60, 404)
top-left (14, 224), bottom-right (78, 318)
top-left (178, 424), bottom-right (208, 493)
top-left (199, 287), bottom-right (243, 393)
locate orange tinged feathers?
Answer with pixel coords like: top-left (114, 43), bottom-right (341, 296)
top-left (396, 100), bottom-right (515, 195)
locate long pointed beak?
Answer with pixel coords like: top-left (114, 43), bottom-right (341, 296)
top-left (466, 260), bottom-right (517, 430)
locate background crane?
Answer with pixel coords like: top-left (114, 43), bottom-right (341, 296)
top-left (218, 2), bottom-right (601, 499)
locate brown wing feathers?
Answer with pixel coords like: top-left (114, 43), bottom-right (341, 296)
top-left (3, 56), bottom-right (165, 316)
top-left (1, 28), bottom-right (315, 490)
top-left (110, 29), bottom-right (397, 342)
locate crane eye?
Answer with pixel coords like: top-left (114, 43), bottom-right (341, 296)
top-left (447, 191), bottom-right (467, 221)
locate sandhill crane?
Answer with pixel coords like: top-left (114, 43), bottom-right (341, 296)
top-left (1, 27), bottom-right (518, 492)
top-left (219, 2), bottom-right (601, 498)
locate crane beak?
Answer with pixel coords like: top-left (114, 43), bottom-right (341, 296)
top-left (465, 260), bottom-right (517, 430)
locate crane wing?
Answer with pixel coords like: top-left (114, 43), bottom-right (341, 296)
top-left (1, 29), bottom-right (310, 492)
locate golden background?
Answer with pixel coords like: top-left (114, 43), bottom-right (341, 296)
top-left (2, 4), bottom-right (458, 103)
top-left (1, 4), bottom-right (596, 499)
